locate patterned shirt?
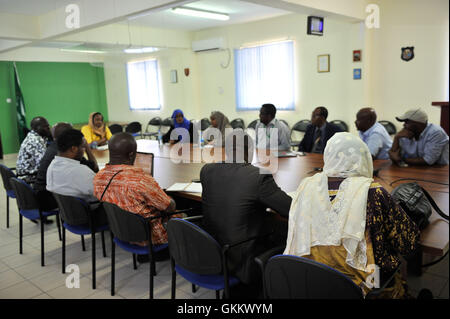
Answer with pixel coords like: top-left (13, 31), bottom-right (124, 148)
top-left (93, 164), bottom-right (172, 245)
top-left (359, 122), bottom-right (393, 160)
top-left (16, 130), bottom-right (48, 183)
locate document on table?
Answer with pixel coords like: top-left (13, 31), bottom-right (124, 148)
top-left (166, 182), bottom-right (202, 193)
top-left (96, 145), bottom-right (108, 151)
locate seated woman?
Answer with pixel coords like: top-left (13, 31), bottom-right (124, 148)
top-left (284, 132), bottom-right (420, 299)
top-left (81, 112), bottom-right (112, 148)
top-left (162, 109), bottom-right (194, 144)
top-left (202, 111), bottom-right (232, 147)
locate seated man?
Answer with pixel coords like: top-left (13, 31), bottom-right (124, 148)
top-left (16, 117), bottom-right (52, 185)
top-left (355, 108), bottom-right (392, 160)
top-left (389, 108), bottom-right (449, 165)
top-left (200, 131), bottom-right (292, 294)
top-left (35, 123), bottom-right (99, 212)
top-left (93, 132), bottom-right (176, 262)
top-left (255, 104), bottom-right (291, 151)
top-left (298, 106), bottom-right (343, 153)
top-left (46, 128), bottom-right (99, 202)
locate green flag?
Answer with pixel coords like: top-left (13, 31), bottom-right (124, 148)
top-left (13, 62), bottom-right (27, 143)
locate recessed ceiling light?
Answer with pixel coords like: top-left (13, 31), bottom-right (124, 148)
top-left (172, 6), bottom-right (229, 21)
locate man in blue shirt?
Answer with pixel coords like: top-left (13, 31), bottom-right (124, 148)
top-left (389, 108), bottom-right (449, 166)
top-left (355, 108), bottom-right (392, 159)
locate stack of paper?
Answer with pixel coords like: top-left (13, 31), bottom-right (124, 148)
top-left (166, 182), bottom-right (202, 193)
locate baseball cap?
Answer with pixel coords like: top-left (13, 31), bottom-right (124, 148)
top-left (395, 108), bottom-right (428, 123)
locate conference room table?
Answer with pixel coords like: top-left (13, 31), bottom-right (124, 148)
top-left (92, 140), bottom-right (449, 265)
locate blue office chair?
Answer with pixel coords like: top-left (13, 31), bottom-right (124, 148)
top-left (9, 178), bottom-right (61, 267)
top-left (0, 164), bottom-right (16, 228)
top-left (53, 193), bottom-right (108, 290)
top-left (167, 217), bottom-right (242, 299)
top-left (102, 202), bottom-right (177, 299)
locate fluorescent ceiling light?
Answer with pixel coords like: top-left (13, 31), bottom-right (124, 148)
top-left (60, 48), bottom-right (105, 54)
top-left (124, 47), bottom-right (159, 54)
top-left (172, 7), bottom-right (229, 21)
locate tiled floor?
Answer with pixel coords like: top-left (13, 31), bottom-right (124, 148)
top-left (1, 155), bottom-right (448, 299)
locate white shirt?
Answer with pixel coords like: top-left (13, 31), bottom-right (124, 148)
top-left (46, 156), bottom-right (97, 202)
top-left (255, 118), bottom-right (291, 151)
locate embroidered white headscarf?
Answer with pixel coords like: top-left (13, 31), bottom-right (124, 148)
top-left (283, 132), bottom-right (374, 271)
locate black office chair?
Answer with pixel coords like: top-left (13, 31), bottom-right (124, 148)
top-left (290, 119), bottom-right (311, 148)
top-left (108, 124), bottom-right (123, 135)
top-left (230, 118), bottom-right (245, 130)
top-left (256, 247), bottom-right (400, 299)
top-left (379, 120), bottom-right (397, 135)
top-left (247, 120), bottom-right (258, 130)
top-left (167, 217), bottom-right (244, 299)
top-left (0, 164), bottom-right (16, 228)
top-left (103, 202), bottom-right (178, 299)
top-left (161, 117), bottom-right (173, 135)
top-left (200, 118), bottom-right (211, 131)
top-left (53, 193), bottom-right (108, 290)
top-left (330, 120), bottom-right (349, 132)
top-left (125, 121), bottom-right (142, 138)
top-left (9, 178), bottom-right (61, 267)
top-left (143, 117), bottom-right (162, 139)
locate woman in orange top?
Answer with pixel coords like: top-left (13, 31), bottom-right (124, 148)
top-left (81, 112), bottom-right (112, 148)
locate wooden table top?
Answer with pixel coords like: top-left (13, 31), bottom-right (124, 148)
top-left (92, 141), bottom-right (449, 256)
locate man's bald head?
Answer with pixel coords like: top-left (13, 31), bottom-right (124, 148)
top-left (30, 116), bottom-right (51, 138)
top-left (108, 132), bottom-right (137, 165)
top-left (355, 107), bottom-right (377, 132)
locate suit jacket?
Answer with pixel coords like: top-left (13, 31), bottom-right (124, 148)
top-left (200, 163), bottom-right (292, 284)
top-left (298, 122), bottom-right (343, 153)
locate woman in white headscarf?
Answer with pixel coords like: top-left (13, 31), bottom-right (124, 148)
top-left (284, 132), bottom-right (420, 298)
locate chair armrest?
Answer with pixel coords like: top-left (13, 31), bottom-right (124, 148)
top-left (182, 215), bottom-right (203, 222)
top-left (365, 264), bottom-right (401, 299)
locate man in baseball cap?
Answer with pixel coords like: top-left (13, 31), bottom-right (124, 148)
top-left (389, 108), bottom-right (449, 165)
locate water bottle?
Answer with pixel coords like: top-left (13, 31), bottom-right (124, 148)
top-left (91, 141), bottom-right (98, 149)
top-left (158, 129), bottom-right (163, 147)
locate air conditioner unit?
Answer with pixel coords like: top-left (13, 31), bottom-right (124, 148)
top-left (192, 37), bottom-right (225, 52)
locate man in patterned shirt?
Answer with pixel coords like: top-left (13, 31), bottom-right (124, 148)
top-left (16, 117), bottom-right (52, 185)
top-left (93, 132), bottom-right (176, 263)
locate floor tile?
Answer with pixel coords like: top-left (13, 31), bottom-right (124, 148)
top-left (0, 269), bottom-right (26, 290)
top-left (407, 272), bottom-right (448, 298)
top-left (0, 280), bottom-right (43, 299)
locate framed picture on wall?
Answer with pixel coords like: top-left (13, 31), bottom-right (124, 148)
top-left (318, 54), bottom-right (330, 72)
top-left (353, 68), bottom-right (362, 79)
top-left (353, 50), bottom-right (362, 62)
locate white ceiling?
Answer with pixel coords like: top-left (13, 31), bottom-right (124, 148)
top-left (0, 0), bottom-right (75, 16)
top-left (125, 0), bottom-right (291, 31)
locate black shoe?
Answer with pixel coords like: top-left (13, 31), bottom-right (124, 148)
top-left (417, 289), bottom-right (433, 299)
top-left (137, 254), bottom-right (149, 263)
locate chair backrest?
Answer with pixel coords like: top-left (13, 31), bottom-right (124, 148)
top-left (0, 164), bottom-right (16, 192)
top-left (330, 120), bottom-right (349, 132)
top-left (264, 255), bottom-right (363, 299)
top-left (279, 119), bottom-right (290, 129)
top-left (125, 122), bottom-right (142, 134)
top-left (167, 218), bottom-right (223, 275)
top-left (292, 120), bottom-right (311, 132)
top-left (200, 118), bottom-right (211, 131)
top-left (247, 119), bottom-right (258, 130)
top-left (52, 193), bottom-right (90, 226)
top-left (230, 118), bottom-right (245, 130)
top-left (9, 178), bottom-right (39, 211)
top-left (379, 120), bottom-right (397, 135)
top-left (161, 117), bottom-right (173, 134)
top-left (109, 124), bottom-right (123, 135)
top-left (102, 202), bottom-right (149, 243)
top-left (145, 117), bottom-right (162, 133)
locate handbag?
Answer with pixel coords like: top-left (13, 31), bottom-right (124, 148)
top-left (391, 182), bottom-right (449, 230)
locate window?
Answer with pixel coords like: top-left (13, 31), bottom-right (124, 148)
top-left (126, 59), bottom-right (161, 110)
top-left (234, 40), bottom-right (295, 111)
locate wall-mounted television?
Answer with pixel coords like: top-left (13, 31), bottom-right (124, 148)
top-left (307, 16), bottom-right (324, 36)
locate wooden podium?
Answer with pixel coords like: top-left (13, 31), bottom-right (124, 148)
top-left (432, 101), bottom-right (449, 135)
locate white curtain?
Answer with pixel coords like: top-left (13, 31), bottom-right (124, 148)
top-left (234, 40), bottom-right (295, 111)
top-left (127, 59), bottom-right (161, 110)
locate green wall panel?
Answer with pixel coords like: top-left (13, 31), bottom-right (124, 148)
top-left (0, 62), bottom-right (20, 154)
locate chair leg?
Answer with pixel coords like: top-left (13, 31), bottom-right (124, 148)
top-left (192, 284), bottom-right (197, 294)
top-left (56, 215), bottom-right (61, 241)
top-left (111, 234), bottom-right (115, 296)
top-left (149, 247), bottom-right (154, 299)
top-left (40, 216), bottom-right (45, 267)
top-left (62, 226), bottom-right (66, 273)
top-left (171, 258), bottom-right (176, 299)
top-left (216, 290), bottom-right (220, 299)
top-left (151, 259), bottom-right (156, 276)
top-left (133, 254), bottom-right (137, 270)
top-left (19, 214), bottom-right (23, 254)
top-left (101, 231), bottom-right (106, 258)
top-left (92, 232), bottom-right (96, 289)
top-left (6, 195), bottom-right (9, 228)
top-left (81, 235), bottom-right (86, 251)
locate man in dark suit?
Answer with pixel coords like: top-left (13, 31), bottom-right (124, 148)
top-left (200, 131), bottom-right (292, 296)
top-left (298, 106), bottom-right (343, 153)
